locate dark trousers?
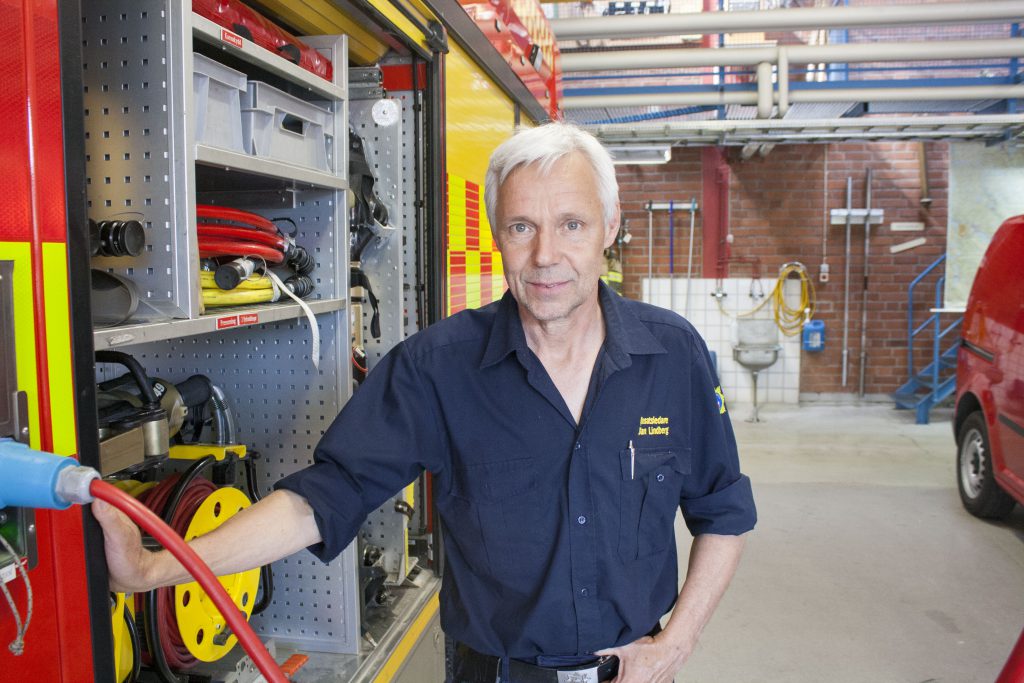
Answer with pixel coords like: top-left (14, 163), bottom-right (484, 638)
top-left (444, 636), bottom-right (636, 683)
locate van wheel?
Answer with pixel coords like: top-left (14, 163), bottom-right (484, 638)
top-left (957, 412), bottom-right (1016, 519)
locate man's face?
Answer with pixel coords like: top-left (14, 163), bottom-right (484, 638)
top-left (493, 153), bottom-right (619, 327)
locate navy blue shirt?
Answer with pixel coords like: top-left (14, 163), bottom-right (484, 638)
top-left (276, 283), bottom-right (756, 659)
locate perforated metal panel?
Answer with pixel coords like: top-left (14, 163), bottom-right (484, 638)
top-left (83, 3), bottom-right (358, 655)
top-left (394, 89), bottom-right (422, 337)
top-left (350, 102), bottom-right (404, 368)
top-left (349, 98), bottom-right (414, 583)
top-left (81, 3), bottom-right (195, 319)
top-left (111, 312), bottom-right (360, 654)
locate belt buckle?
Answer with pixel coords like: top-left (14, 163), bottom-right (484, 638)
top-left (556, 670), bottom-right (599, 683)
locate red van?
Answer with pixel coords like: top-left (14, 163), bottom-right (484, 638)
top-left (954, 214), bottom-right (1024, 518)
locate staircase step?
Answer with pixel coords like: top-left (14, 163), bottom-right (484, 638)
top-left (892, 391), bottom-right (926, 409)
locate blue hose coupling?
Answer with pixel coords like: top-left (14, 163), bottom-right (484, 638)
top-left (0, 439), bottom-right (99, 509)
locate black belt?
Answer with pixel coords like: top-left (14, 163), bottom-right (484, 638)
top-left (451, 642), bottom-right (619, 683)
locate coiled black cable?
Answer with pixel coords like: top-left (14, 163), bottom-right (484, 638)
top-left (124, 599), bottom-right (142, 683)
top-left (143, 455), bottom-right (216, 683)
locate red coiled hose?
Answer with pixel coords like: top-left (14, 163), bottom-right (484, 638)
top-left (197, 224), bottom-right (288, 251)
top-left (196, 205), bottom-right (279, 234)
top-left (136, 475), bottom-right (218, 670)
top-left (90, 480), bottom-right (287, 683)
top-left (198, 237), bottom-right (285, 264)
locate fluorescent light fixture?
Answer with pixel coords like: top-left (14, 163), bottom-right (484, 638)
top-left (607, 144), bottom-right (672, 165)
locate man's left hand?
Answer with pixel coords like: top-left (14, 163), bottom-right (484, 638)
top-left (595, 633), bottom-right (691, 683)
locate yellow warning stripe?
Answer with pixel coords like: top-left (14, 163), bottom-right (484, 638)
top-left (372, 593), bottom-right (440, 682)
top-left (0, 242), bottom-right (41, 449)
top-left (42, 243), bottom-right (76, 456)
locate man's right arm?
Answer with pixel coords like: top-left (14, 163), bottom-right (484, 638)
top-left (92, 488), bottom-right (322, 593)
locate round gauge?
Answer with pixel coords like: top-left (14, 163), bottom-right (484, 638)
top-left (372, 98), bottom-right (401, 127)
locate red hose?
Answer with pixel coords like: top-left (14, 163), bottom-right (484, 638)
top-left (90, 480), bottom-right (288, 683)
top-left (198, 224), bottom-right (288, 251)
top-left (136, 476), bottom-right (219, 670)
top-left (196, 205), bottom-right (279, 234)
top-left (198, 237), bottom-right (285, 264)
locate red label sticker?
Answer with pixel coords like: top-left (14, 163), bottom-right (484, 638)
top-left (221, 29), bottom-right (244, 49)
top-left (239, 313), bottom-right (260, 326)
top-left (217, 316), bottom-right (239, 330)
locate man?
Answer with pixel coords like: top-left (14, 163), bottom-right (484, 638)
top-left (94, 122), bottom-right (756, 683)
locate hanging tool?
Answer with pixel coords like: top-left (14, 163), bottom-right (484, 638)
top-left (644, 201), bottom-right (699, 309)
top-left (841, 176), bottom-right (852, 388)
top-left (858, 168), bottom-right (874, 398)
top-left (646, 205), bottom-right (654, 297)
top-left (685, 198), bottom-right (697, 318)
top-left (820, 147), bottom-right (830, 283)
top-left (668, 200), bottom-right (676, 312)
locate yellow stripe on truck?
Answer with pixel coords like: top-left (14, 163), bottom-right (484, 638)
top-left (0, 241), bottom-right (41, 449)
top-left (42, 242), bottom-right (76, 456)
top-left (372, 593), bottom-right (440, 682)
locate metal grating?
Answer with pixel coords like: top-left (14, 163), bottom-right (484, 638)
top-left (587, 114), bottom-right (1024, 146)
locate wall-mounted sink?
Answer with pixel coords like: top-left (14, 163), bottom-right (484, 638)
top-left (733, 318), bottom-right (781, 423)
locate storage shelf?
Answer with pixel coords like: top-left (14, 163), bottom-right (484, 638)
top-left (93, 298), bottom-right (347, 349)
top-left (191, 12), bottom-right (345, 102)
top-left (195, 144), bottom-right (347, 190)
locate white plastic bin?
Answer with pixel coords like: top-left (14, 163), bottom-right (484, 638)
top-left (241, 81), bottom-right (334, 173)
top-left (192, 53), bottom-right (246, 153)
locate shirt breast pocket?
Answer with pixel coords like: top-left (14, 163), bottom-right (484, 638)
top-left (618, 447), bottom-right (691, 561)
top-left (450, 458), bottom-right (546, 583)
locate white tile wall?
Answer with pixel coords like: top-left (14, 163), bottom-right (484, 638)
top-left (643, 277), bottom-right (802, 408)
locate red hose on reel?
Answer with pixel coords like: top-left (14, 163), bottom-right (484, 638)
top-left (197, 224), bottom-right (288, 251)
top-left (136, 476), bottom-right (218, 670)
top-left (196, 205), bottom-right (280, 234)
top-left (90, 480), bottom-right (287, 683)
top-left (198, 237), bottom-right (285, 264)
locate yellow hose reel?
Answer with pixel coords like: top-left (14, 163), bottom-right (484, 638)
top-left (174, 486), bottom-right (261, 662)
top-left (111, 592), bottom-right (136, 683)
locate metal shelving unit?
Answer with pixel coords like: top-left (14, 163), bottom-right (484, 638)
top-left (191, 12), bottom-right (346, 102)
top-left (195, 144), bottom-right (349, 190)
top-left (83, 0), bottom-right (365, 663)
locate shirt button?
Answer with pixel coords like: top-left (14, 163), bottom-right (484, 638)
top-left (575, 443), bottom-right (582, 450)
top-left (577, 515), bottom-right (587, 525)
top-left (580, 588), bottom-right (589, 597)
top-left (656, 473), bottom-right (665, 482)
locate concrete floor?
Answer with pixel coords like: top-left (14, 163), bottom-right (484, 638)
top-left (674, 404), bottom-right (1024, 683)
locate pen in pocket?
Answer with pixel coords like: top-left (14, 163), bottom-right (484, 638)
top-left (629, 439), bottom-right (635, 480)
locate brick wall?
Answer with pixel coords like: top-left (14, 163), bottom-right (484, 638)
top-left (616, 141), bottom-right (952, 395)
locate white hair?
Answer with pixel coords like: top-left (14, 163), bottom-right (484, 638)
top-left (484, 122), bottom-right (619, 231)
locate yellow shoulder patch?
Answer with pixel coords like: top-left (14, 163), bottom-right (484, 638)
top-left (714, 386), bottom-right (727, 415)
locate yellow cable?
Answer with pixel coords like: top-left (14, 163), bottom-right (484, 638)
top-left (773, 263), bottom-right (816, 336)
top-left (202, 288), bottom-right (276, 307)
top-left (713, 263), bottom-right (816, 337)
top-left (199, 271), bottom-right (273, 291)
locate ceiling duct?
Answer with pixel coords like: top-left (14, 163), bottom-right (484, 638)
top-left (551, 1), bottom-right (1024, 42)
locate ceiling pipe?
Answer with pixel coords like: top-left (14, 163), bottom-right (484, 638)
top-left (562, 83), bottom-right (1024, 110)
top-left (551, 1), bottom-right (1024, 41)
top-left (560, 39), bottom-right (1024, 72)
top-left (566, 90), bottom-right (759, 109)
top-left (778, 48), bottom-right (790, 117)
top-left (756, 61), bottom-right (773, 119)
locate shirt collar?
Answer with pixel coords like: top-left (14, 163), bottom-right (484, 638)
top-left (480, 281), bottom-right (666, 370)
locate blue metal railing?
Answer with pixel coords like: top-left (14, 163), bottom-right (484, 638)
top-left (907, 255), bottom-right (946, 382)
top-left (907, 254), bottom-right (961, 392)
